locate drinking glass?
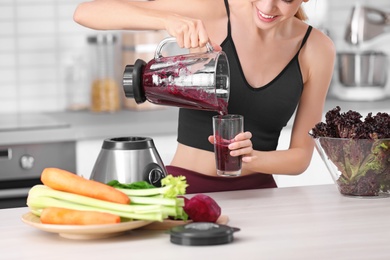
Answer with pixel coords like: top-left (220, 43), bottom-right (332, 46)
top-left (213, 114), bottom-right (244, 177)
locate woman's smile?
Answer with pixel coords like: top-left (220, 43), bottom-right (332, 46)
top-left (257, 9), bottom-right (279, 22)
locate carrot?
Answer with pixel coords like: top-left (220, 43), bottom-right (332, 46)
top-left (41, 168), bottom-right (130, 205)
top-left (40, 207), bottom-right (121, 225)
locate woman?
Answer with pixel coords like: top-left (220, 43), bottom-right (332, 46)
top-left (74, 0), bottom-right (335, 193)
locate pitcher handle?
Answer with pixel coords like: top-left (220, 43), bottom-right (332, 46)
top-left (154, 37), bottom-right (214, 59)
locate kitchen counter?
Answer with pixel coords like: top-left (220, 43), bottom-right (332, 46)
top-left (1, 184), bottom-right (389, 259)
top-left (0, 107), bottom-right (179, 146)
top-left (1, 98), bottom-right (390, 146)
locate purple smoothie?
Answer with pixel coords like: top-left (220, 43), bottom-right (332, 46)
top-left (214, 136), bottom-right (242, 173)
top-left (142, 58), bottom-right (228, 115)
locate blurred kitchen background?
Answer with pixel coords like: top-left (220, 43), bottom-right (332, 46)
top-left (2, 0), bottom-right (390, 208)
top-left (1, 0), bottom-right (390, 115)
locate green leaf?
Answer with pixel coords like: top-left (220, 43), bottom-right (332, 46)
top-left (107, 180), bottom-right (155, 189)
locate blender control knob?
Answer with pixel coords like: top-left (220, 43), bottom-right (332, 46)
top-left (144, 163), bottom-right (167, 187)
top-left (149, 168), bottom-right (164, 187)
top-left (20, 155), bottom-right (34, 170)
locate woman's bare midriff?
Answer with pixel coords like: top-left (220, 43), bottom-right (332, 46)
top-left (170, 143), bottom-right (252, 176)
top-left (170, 143), bottom-right (216, 176)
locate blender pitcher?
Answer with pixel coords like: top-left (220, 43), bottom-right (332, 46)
top-left (123, 37), bottom-right (230, 114)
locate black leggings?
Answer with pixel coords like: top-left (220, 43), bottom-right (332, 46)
top-left (165, 165), bottom-right (277, 194)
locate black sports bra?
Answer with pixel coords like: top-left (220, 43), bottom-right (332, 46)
top-left (177, 0), bottom-right (312, 152)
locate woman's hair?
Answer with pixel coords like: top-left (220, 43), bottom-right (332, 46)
top-left (295, 6), bottom-right (308, 21)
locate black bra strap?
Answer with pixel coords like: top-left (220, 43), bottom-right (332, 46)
top-left (299, 25), bottom-right (313, 49)
top-left (223, 0), bottom-right (231, 36)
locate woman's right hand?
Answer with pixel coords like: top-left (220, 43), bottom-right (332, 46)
top-left (164, 14), bottom-right (221, 51)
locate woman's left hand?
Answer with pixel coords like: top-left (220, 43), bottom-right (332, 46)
top-left (208, 131), bottom-right (256, 162)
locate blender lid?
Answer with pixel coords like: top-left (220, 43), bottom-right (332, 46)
top-left (123, 59), bottom-right (146, 103)
top-left (170, 222), bottom-right (240, 246)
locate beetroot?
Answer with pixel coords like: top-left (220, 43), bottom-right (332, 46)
top-left (183, 194), bottom-right (221, 222)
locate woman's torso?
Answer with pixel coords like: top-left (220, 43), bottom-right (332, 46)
top-left (171, 0), bottom-right (310, 176)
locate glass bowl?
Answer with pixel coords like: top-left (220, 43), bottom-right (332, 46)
top-left (313, 137), bottom-right (390, 197)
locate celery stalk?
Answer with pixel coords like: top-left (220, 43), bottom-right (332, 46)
top-left (111, 175), bottom-right (188, 199)
top-left (108, 175), bottom-right (189, 220)
top-left (115, 186), bottom-right (171, 197)
top-left (129, 196), bottom-right (180, 206)
top-left (28, 196), bottom-right (164, 221)
top-left (161, 206), bottom-right (178, 217)
top-left (29, 185), bottom-right (161, 213)
top-left (27, 185), bottom-right (165, 221)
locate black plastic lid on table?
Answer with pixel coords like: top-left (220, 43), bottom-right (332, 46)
top-left (170, 222), bottom-right (240, 246)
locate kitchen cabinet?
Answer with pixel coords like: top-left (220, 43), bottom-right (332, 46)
top-left (76, 135), bottom-right (177, 179)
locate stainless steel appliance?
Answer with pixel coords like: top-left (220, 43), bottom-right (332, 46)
top-left (0, 142), bottom-right (76, 209)
top-left (90, 137), bottom-right (167, 187)
top-left (344, 5), bottom-right (390, 45)
top-left (338, 51), bottom-right (387, 86)
top-left (335, 51), bottom-right (388, 101)
top-left (332, 4), bottom-right (390, 101)
top-left (0, 113), bottom-right (75, 209)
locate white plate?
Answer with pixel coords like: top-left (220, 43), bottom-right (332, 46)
top-left (21, 212), bottom-right (152, 240)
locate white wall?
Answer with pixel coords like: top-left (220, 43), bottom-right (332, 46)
top-left (0, 0), bottom-right (103, 113)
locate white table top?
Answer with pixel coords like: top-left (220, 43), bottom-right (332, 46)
top-left (1, 184), bottom-right (389, 260)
